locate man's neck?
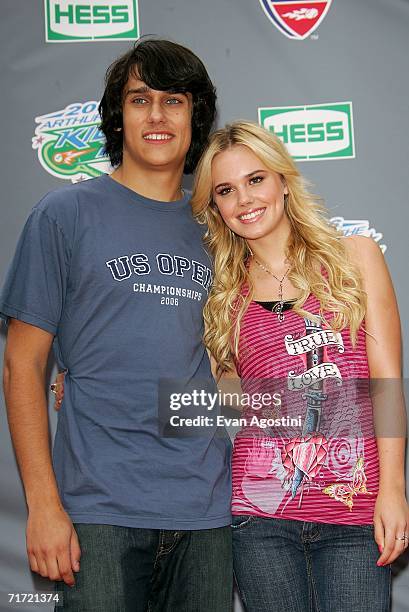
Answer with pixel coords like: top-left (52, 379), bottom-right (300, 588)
top-left (110, 162), bottom-right (185, 202)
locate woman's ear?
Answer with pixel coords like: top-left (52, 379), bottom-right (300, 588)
top-left (211, 197), bottom-right (219, 211)
top-left (280, 176), bottom-right (289, 195)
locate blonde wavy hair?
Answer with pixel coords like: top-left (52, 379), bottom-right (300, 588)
top-left (191, 121), bottom-right (366, 372)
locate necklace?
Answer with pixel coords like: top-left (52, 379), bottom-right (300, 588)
top-left (254, 258), bottom-right (291, 322)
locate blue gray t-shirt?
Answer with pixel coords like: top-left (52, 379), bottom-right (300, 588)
top-left (0, 175), bottom-right (232, 529)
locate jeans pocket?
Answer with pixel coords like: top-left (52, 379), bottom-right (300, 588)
top-left (231, 515), bottom-right (255, 530)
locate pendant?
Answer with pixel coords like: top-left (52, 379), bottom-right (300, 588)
top-left (273, 302), bottom-right (285, 322)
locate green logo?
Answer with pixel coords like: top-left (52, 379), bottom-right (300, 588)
top-left (258, 102), bottom-right (355, 161)
top-left (32, 101), bottom-right (111, 182)
top-left (45, 0), bottom-right (139, 42)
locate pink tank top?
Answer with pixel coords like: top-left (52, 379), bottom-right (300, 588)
top-left (231, 289), bottom-right (378, 525)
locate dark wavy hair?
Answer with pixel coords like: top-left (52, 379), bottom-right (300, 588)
top-left (99, 39), bottom-right (217, 174)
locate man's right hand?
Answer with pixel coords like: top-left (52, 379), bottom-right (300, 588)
top-left (26, 504), bottom-right (81, 586)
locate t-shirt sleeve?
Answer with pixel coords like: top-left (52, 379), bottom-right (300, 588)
top-left (0, 207), bottom-right (71, 335)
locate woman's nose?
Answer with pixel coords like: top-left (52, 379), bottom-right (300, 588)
top-left (237, 187), bottom-right (253, 207)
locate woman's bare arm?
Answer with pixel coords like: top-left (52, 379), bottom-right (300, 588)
top-left (345, 235), bottom-right (408, 566)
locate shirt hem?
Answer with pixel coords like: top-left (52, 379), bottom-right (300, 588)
top-left (67, 511), bottom-right (232, 530)
top-left (231, 510), bottom-right (374, 526)
top-left (0, 302), bottom-right (57, 335)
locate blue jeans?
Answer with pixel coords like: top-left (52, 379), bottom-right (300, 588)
top-left (232, 516), bottom-right (391, 612)
top-left (56, 523), bottom-right (233, 611)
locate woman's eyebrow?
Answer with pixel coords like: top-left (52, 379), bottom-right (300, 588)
top-left (215, 170), bottom-right (266, 190)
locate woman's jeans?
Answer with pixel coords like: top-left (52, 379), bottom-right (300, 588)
top-left (56, 523), bottom-right (233, 612)
top-left (232, 516), bottom-right (391, 612)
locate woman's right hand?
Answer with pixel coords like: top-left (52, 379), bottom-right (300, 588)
top-left (51, 371), bottom-right (66, 410)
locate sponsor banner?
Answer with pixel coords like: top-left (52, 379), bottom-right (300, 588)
top-left (330, 217), bottom-right (387, 253)
top-left (44, 0), bottom-right (139, 42)
top-left (259, 0), bottom-right (332, 40)
top-left (258, 102), bottom-right (355, 161)
top-left (32, 101), bottom-right (111, 182)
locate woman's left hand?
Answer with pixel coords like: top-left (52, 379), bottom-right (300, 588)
top-left (50, 370), bottom-right (66, 410)
top-left (374, 485), bottom-right (409, 566)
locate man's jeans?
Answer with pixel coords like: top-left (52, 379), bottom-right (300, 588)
top-left (232, 516), bottom-right (391, 612)
top-left (56, 523), bottom-right (233, 611)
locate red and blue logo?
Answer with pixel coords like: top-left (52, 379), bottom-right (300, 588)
top-left (259, 0), bottom-right (332, 40)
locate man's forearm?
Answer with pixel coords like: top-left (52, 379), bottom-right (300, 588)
top-left (3, 321), bottom-right (81, 587)
top-left (4, 362), bottom-right (62, 509)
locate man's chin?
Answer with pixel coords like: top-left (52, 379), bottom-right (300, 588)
top-left (135, 154), bottom-right (186, 172)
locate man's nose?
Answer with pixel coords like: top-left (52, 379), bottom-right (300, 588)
top-left (147, 100), bottom-right (165, 123)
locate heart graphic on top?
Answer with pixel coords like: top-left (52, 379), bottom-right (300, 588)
top-left (282, 433), bottom-right (328, 481)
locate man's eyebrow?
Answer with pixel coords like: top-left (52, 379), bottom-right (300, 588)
top-left (125, 86), bottom-right (151, 96)
top-left (214, 170), bottom-right (267, 190)
top-left (125, 86), bottom-right (189, 97)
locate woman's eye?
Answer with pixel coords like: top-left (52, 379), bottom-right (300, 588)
top-left (250, 175), bottom-right (263, 185)
top-left (217, 187), bottom-right (232, 196)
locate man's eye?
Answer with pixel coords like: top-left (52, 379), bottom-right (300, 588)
top-left (250, 176), bottom-right (263, 185)
top-left (166, 98), bottom-right (182, 104)
top-left (132, 97), bottom-right (147, 104)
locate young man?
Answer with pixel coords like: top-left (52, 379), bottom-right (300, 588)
top-left (1, 40), bottom-right (232, 611)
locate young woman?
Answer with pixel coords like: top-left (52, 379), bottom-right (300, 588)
top-left (191, 120), bottom-right (408, 612)
top-left (53, 120), bottom-right (407, 611)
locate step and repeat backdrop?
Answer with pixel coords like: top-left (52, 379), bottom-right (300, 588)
top-left (1, 1), bottom-right (408, 610)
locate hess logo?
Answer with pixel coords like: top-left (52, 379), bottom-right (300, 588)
top-left (45, 0), bottom-right (139, 42)
top-left (258, 102), bottom-right (355, 161)
top-left (53, 4), bottom-right (129, 24)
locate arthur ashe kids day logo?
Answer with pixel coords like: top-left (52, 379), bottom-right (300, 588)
top-left (32, 101), bottom-right (111, 182)
top-left (259, 0), bottom-right (332, 39)
top-left (44, 0), bottom-right (139, 42)
top-left (258, 102), bottom-right (355, 161)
